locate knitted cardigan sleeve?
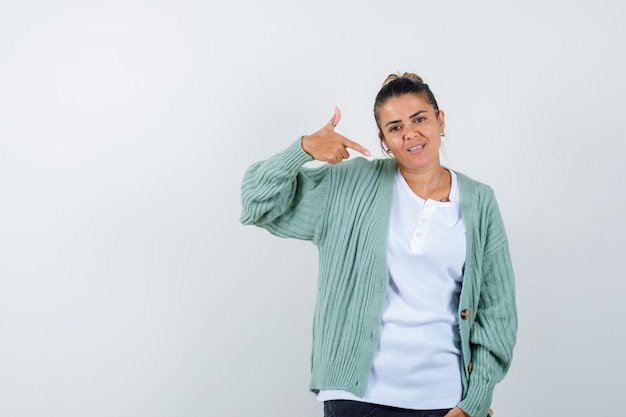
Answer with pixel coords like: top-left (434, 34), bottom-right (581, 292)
top-left (458, 185), bottom-right (517, 417)
top-left (239, 138), bottom-right (330, 243)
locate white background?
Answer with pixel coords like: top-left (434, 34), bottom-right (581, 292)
top-left (1, 1), bottom-right (625, 416)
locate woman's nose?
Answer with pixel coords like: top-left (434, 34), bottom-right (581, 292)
top-left (404, 126), bottom-right (419, 139)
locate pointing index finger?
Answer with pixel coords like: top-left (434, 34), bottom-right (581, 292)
top-left (343, 137), bottom-right (371, 157)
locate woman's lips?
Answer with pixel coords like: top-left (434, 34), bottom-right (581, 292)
top-left (408, 144), bottom-right (425, 152)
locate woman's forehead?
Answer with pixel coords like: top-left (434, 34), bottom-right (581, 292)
top-left (379, 94), bottom-right (434, 117)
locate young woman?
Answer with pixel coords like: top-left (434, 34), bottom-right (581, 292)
top-left (240, 73), bottom-right (517, 417)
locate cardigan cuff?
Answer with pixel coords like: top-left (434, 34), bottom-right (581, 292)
top-left (277, 136), bottom-right (314, 169)
top-left (457, 377), bottom-right (495, 417)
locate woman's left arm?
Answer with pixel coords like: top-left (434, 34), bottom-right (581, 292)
top-left (458, 194), bottom-right (518, 417)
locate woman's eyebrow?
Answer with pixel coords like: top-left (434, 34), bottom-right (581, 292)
top-left (384, 110), bottom-right (427, 127)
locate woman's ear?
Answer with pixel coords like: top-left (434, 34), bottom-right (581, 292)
top-left (438, 110), bottom-right (446, 132)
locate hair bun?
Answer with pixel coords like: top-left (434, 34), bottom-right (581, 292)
top-left (382, 72), bottom-right (424, 87)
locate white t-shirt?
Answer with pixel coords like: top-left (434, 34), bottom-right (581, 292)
top-left (318, 168), bottom-right (466, 409)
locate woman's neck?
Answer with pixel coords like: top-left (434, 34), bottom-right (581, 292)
top-left (399, 165), bottom-right (450, 202)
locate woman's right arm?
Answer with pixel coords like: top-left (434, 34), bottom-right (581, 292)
top-left (240, 109), bottom-right (370, 241)
top-left (239, 137), bottom-right (328, 241)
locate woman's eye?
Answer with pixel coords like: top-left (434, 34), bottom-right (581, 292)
top-left (415, 117), bottom-right (426, 123)
top-left (389, 126), bottom-right (400, 132)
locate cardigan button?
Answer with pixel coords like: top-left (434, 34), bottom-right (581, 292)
top-left (468, 361), bottom-right (473, 374)
top-left (460, 308), bottom-right (471, 320)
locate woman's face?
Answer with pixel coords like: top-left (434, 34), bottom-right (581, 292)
top-left (378, 93), bottom-right (445, 173)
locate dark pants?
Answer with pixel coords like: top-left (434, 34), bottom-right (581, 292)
top-left (323, 400), bottom-right (451, 417)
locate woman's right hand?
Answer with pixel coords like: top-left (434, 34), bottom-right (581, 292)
top-left (301, 107), bottom-right (371, 164)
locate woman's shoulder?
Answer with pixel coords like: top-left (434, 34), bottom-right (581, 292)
top-left (453, 170), bottom-right (495, 195)
top-left (452, 170), bottom-right (501, 211)
top-left (336, 157), bottom-right (397, 185)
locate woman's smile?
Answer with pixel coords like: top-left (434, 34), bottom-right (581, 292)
top-left (407, 143), bottom-right (426, 153)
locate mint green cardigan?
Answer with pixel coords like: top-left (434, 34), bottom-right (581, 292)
top-left (240, 139), bottom-right (517, 417)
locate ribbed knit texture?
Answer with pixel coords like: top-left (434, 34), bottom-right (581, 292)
top-left (240, 138), bottom-right (517, 417)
